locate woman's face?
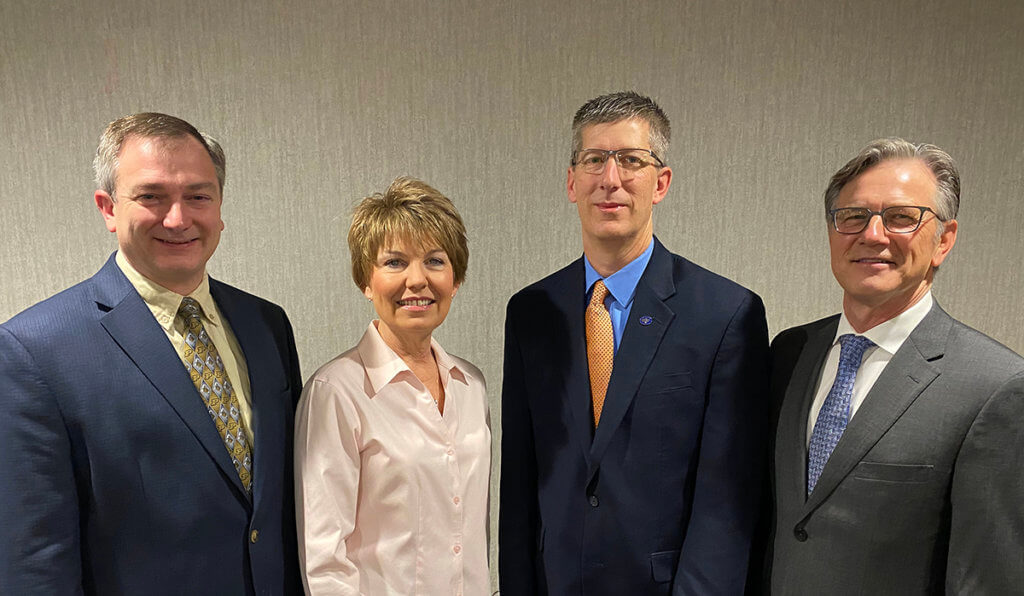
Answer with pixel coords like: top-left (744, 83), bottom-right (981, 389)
top-left (364, 236), bottom-right (459, 343)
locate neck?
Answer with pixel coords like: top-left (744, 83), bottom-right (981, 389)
top-left (582, 232), bottom-right (652, 278)
top-left (843, 283), bottom-right (931, 333)
top-left (375, 321), bottom-right (434, 364)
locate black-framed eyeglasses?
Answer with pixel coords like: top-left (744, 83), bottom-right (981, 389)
top-left (829, 206), bottom-right (945, 234)
top-left (571, 148), bottom-right (665, 176)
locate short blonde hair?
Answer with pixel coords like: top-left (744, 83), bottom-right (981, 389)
top-left (348, 177), bottom-right (468, 290)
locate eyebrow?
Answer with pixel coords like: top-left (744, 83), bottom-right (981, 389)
top-left (379, 248), bottom-right (446, 258)
top-left (128, 182), bottom-right (218, 194)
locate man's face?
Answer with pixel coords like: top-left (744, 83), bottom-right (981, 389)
top-left (567, 118), bottom-right (672, 251)
top-left (95, 135), bottom-right (224, 294)
top-left (829, 158), bottom-right (957, 314)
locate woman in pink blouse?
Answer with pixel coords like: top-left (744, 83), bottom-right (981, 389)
top-left (295, 177), bottom-right (491, 595)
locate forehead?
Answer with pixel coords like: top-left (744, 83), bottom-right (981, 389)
top-left (838, 158), bottom-right (938, 208)
top-left (580, 118), bottom-right (650, 149)
top-left (377, 233), bottom-right (444, 255)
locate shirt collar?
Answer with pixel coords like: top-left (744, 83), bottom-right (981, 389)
top-left (583, 238), bottom-right (654, 307)
top-left (357, 321), bottom-right (468, 397)
top-left (835, 291), bottom-right (934, 355)
top-left (115, 250), bottom-right (217, 331)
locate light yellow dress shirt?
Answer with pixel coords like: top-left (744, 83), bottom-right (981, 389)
top-left (295, 321), bottom-right (491, 596)
top-left (115, 251), bottom-right (254, 445)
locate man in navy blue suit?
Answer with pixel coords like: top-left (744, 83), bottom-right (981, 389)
top-left (499, 91), bottom-right (770, 595)
top-left (0, 113), bottom-right (302, 594)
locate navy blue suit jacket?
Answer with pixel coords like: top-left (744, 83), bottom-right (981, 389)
top-left (0, 255), bottom-right (303, 595)
top-left (499, 238), bottom-right (770, 595)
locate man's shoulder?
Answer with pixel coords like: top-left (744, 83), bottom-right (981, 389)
top-left (209, 277), bottom-right (289, 320)
top-left (772, 314), bottom-right (840, 351)
top-left (507, 258), bottom-right (581, 309)
top-left (2, 275), bottom-right (104, 340)
top-left (938, 313), bottom-right (1024, 375)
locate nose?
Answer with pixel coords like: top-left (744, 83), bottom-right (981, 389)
top-left (406, 262), bottom-right (427, 289)
top-left (859, 213), bottom-right (889, 244)
top-left (599, 156), bottom-right (623, 190)
top-left (163, 199), bottom-right (191, 230)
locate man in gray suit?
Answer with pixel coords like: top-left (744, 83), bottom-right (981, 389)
top-left (765, 138), bottom-right (1024, 594)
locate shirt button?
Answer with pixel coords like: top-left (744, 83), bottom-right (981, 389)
top-left (453, 496), bottom-right (460, 505)
top-left (447, 448), bottom-right (455, 456)
top-left (793, 527), bottom-right (807, 542)
top-left (453, 545), bottom-right (461, 554)
top-left (250, 529), bottom-right (259, 543)
top-left (588, 495), bottom-right (599, 507)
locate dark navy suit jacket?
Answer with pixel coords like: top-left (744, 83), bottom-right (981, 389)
top-left (499, 238), bottom-right (770, 595)
top-left (0, 254), bottom-right (302, 595)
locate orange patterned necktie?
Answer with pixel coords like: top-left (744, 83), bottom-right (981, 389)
top-left (178, 297), bottom-right (253, 493)
top-left (586, 280), bottom-right (614, 426)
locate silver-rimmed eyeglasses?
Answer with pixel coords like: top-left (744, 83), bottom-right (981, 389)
top-left (829, 206), bottom-right (945, 234)
top-left (572, 148), bottom-right (665, 177)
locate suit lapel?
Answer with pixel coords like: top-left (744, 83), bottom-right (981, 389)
top-left (211, 281), bottom-right (281, 507)
top-left (588, 240), bottom-right (675, 478)
top-left (93, 258), bottom-right (250, 500)
top-left (775, 318), bottom-right (837, 505)
top-left (553, 259), bottom-right (597, 465)
top-left (803, 304), bottom-right (950, 514)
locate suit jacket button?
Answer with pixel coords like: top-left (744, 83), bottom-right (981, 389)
top-left (588, 495), bottom-right (599, 507)
top-left (250, 529), bottom-right (260, 543)
top-left (793, 527), bottom-right (807, 542)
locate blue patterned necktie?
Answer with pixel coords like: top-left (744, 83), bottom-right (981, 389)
top-left (807, 334), bottom-right (875, 495)
top-left (178, 297), bottom-right (253, 493)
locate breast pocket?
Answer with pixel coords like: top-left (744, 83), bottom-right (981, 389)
top-left (851, 461), bottom-right (934, 483)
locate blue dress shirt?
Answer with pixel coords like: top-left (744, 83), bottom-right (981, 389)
top-left (584, 239), bottom-right (655, 353)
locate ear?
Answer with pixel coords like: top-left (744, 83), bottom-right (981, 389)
top-left (363, 285), bottom-right (373, 301)
top-left (452, 282), bottom-right (461, 298)
top-left (651, 166), bottom-right (673, 206)
top-left (95, 190), bottom-right (117, 232)
top-left (567, 166), bottom-right (578, 204)
top-left (931, 219), bottom-right (958, 268)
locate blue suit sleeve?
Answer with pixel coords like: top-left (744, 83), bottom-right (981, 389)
top-left (672, 292), bottom-right (770, 595)
top-left (0, 326), bottom-right (85, 595)
top-left (498, 299), bottom-right (542, 595)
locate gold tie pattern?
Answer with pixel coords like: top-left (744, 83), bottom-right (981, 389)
top-left (586, 280), bottom-right (614, 426)
top-left (178, 297), bottom-right (253, 492)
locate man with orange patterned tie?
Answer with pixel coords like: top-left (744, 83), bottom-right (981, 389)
top-left (499, 91), bottom-right (770, 595)
top-left (0, 113), bottom-right (302, 595)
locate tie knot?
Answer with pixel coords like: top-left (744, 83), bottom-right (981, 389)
top-left (589, 280), bottom-right (610, 308)
top-left (178, 296), bottom-right (202, 321)
top-left (838, 334), bottom-right (874, 363)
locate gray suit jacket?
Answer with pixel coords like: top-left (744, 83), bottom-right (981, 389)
top-left (765, 302), bottom-right (1024, 595)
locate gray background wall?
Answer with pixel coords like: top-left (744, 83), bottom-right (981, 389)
top-left (3, 0), bottom-right (1022, 589)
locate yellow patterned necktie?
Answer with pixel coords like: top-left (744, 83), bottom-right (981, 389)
top-left (586, 280), bottom-right (614, 427)
top-left (177, 297), bottom-right (253, 493)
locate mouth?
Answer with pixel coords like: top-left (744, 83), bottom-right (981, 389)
top-left (596, 202), bottom-right (625, 213)
top-left (851, 257), bottom-right (895, 266)
top-left (156, 238), bottom-right (198, 246)
top-left (396, 298), bottom-right (435, 310)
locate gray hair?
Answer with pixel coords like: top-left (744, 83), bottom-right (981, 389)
top-left (94, 112), bottom-right (226, 198)
top-left (570, 91), bottom-right (671, 165)
top-left (824, 138), bottom-right (960, 223)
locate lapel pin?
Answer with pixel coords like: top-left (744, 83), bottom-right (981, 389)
top-left (639, 315), bottom-right (653, 326)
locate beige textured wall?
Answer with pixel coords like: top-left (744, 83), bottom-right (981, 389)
top-left (3, 0), bottom-right (1023, 588)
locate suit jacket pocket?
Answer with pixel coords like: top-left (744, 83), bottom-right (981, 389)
top-left (852, 461), bottom-right (934, 483)
top-left (639, 371), bottom-right (693, 395)
top-left (650, 549), bottom-right (680, 584)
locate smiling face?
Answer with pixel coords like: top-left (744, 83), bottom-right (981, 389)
top-left (567, 118), bottom-right (672, 261)
top-left (829, 158), bottom-right (957, 320)
top-left (363, 236), bottom-right (459, 347)
top-left (95, 135), bottom-right (224, 294)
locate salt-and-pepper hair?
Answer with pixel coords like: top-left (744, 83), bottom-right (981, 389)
top-left (94, 112), bottom-right (226, 198)
top-left (570, 91), bottom-right (671, 165)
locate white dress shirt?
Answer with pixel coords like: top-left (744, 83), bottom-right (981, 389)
top-left (296, 322), bottom-right (491, 596)
top-left (806, 292), bottom-right (934, 445)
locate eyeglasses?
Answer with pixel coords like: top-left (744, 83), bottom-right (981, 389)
top-left (572, 148), bottom-right (665, 177)
top-left (829, 206), bottom-right (945, 234)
